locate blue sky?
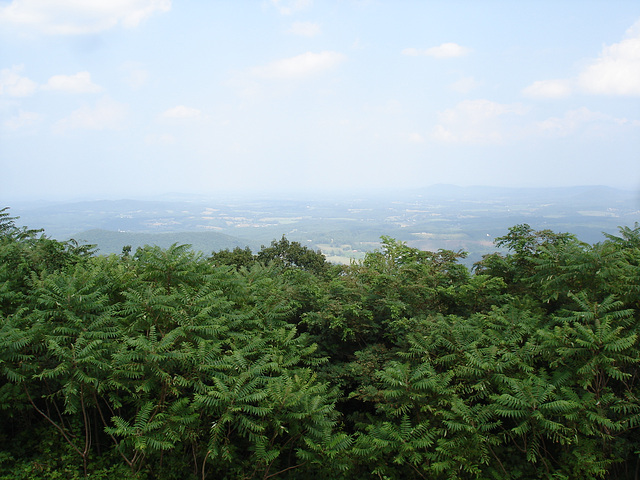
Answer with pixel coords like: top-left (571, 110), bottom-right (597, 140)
top-left (1, 0), bottom-right (639, 200)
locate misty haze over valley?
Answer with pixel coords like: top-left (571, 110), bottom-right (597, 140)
top-left (8, 184), bottom-right (638, 265)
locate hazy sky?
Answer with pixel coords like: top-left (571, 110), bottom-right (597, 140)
top-left (1, 1), bottom-right (639, 200)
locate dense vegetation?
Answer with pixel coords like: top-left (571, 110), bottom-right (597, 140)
top-left (1, 206), bottom-right (639, 479)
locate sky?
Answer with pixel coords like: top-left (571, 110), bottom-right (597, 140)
top-left (1, 0), bottom-right (640, 200)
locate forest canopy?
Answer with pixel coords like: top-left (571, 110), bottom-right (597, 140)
top-left (1, 206), bottom-right (639, 479)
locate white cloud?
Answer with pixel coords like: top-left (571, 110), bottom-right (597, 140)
top-left (371, 99), bottom-right (402, 115)
top-left (145, 133), bottom-right (176, 145)
top-left (524, 18), bottom-right (640, 98)
top-left (578, 20), bottom-right (640, 96)
top-left (43, 71), bottom-right (102, 93)
top-left (0, 65), bottom-right (38, 97)
top-left (433, 99), bottom-right (528, 144)
top-left (405, 132), bottom-right (424, 143)
top-left (402, 43), bottom-right (471, 58)
top-left (536, 107), bottom-right (639, 137)
top-left (288, 21), bottom-right (320, 37)
top-left (128, 69), bottom-right (149, 88)
top-left (251, 51), bottom-right (345, 80)
top-left (270, 0), bottom-right (312, 15)
top-left (120, 62), bottom-right (149, 89)
top-left (401, 48), bottom-right (420, 56)
top-left (0, 0), bottom-right (171, 35)
top-left (53, 97), bottom-right (127, 133)
top-left (449, 76), bottom-right (479, 94)
top-left (3, 110), bottom-right (42, 130)
top-left (522, 79), bottom-right (572, 99)
top-left (160, 105), bottom-right (203, 119)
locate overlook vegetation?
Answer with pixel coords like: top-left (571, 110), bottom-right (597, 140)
top-left (1, 206), bottom-right (639, 479)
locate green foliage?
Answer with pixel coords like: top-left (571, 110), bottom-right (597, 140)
top-left (1, 215), bottom-right (639, 479)
top-left (209, 246), bottom-right (256, 270)
top-left (475, 223), bottom-right (577, 300)
top-left (257, 235), bottom-right (329, 276)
